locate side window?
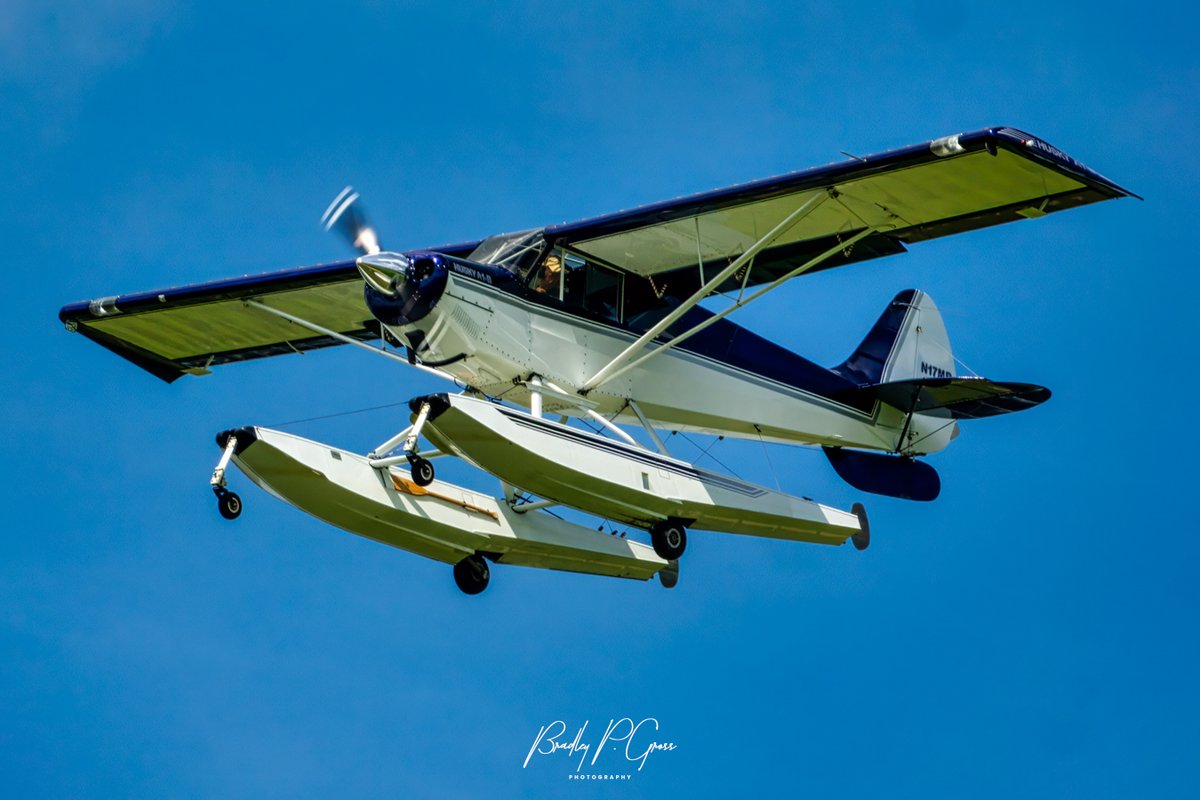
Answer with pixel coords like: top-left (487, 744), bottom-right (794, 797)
top-left (531, 250), bottom-right (622, 323)
top-left (564, 254), bottom-right (621, 322)
top-left (584, 263), bottom-right (621, 322)
top-left (561, 253), bottom-right (585, 305)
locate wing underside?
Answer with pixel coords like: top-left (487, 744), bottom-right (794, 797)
top-left (60, 127), bottom-right (1132, 382)
top-left (59, 239), bottom-right (480, 382)
top-left (548, 126), bottom-right (1134, 291)
top-left (60, 261), bottom-right (373, 382)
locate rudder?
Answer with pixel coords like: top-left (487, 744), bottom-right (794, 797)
top-left (833, 289), bottom-right (954, 386)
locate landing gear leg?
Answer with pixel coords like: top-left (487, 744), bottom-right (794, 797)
top-left (211, 433), bottom-right (242, 520)
top-left (650, 520), bottom-right (687, 560)
top-left (405, 402), bottom-right (435, 486)
top-left (453, 555), bottom-right (490, 595)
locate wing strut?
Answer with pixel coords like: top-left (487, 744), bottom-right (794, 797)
top-left (243, 299), bottom-right (463, 387)
top-left (538, 379), bottom-right (642, 448)
top-left (629, 400), bottom-right (670, 455)
top-left (579, 190), bottom-right (834, 393)
top-left (580, 217), bottom-right (887, 393)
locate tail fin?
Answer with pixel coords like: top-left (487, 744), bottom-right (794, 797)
top-left (825, 291), bottom-right (1050, 491)
top-left (833, 289), bottom-right (954, 386)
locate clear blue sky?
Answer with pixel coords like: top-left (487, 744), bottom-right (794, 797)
top-left (3, 2), bottom-right (1196, 797)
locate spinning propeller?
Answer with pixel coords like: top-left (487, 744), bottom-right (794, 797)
top-left (322, 186), bottom-right (409, 298)
top-left (321, 185), bottom-right (382, 255)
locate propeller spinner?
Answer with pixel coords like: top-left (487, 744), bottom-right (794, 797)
top-left (322, 185), bottom-right (411, 298)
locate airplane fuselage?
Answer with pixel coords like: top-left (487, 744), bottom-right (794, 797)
top-left (364, 253), bottom-right (953, 456)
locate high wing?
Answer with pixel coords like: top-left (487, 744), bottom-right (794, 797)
top-left (59, 126), bottom-right (1132, 382)
top-left (58, 242), bottom-right (478, 382)
top-left (546, 126), bottom-right (1134, 291)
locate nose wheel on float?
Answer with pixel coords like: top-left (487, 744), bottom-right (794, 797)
top-left (403, 400), bottom-right (437, 486)
top-left (210, 431), bottom-right (243, 520)
top-left (408, 454), bottom-right (435, 487)
top-left (364, 399), bottom-right (443, 487)
top-left (214, 487), bottom-right (242, 520)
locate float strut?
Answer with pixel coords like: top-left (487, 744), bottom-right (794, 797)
top-left (405, 401), bottom-right (433, 458)
top-left (210, 435), bottom-right (238, 491)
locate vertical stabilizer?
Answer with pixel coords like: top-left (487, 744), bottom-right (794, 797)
top-left (833, 290), bottom-right (954, 386)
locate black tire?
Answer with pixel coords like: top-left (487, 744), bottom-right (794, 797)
top-left (851, 502), bottom-right (870, 551)
top-left (218, 491), bottom-right (242, 520)
top-left (411, 457), bottom-right (435, 487)
top-left (650, 522), bottom-right (687, 560)
top-left (453, 555), bottom-right (490, 595)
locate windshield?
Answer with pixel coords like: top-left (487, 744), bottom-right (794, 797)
top-left (466, 229), bottom-right (546, 275)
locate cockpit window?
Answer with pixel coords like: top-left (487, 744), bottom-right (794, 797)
top-left (530, 249), bottom-right (622, 323)
top-left (467, 229), bottom-right (545, 274)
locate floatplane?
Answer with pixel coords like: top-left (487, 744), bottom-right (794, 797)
top-left (60, 127), bottom-right (1132, 594)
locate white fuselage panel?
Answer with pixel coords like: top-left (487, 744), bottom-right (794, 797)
top-left (395, 273), bottom-right (953, 455)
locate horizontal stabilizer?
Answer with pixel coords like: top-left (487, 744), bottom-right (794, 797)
top-left (824, 448), bottom-right (941, 502)
top-left (846, 377), bottom-right (1050, 419)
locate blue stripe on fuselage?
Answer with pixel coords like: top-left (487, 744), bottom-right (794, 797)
top-left (436, 254), bottom-right (858, 406)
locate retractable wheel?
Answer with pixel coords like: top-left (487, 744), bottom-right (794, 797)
top-left (410, 456), bottom-right (435, 487)
top-left (215, 489), bottom-right (242, 520)
top-left (650, 521), bottom-right (687, 560)
top-left (453, 555), bottom-right (490, 595)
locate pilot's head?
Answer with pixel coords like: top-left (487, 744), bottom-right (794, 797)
top-left (544, 255), bottom-right (562, 273)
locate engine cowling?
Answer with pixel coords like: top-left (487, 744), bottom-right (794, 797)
top-left (360, 252), bottom-right (448, 326)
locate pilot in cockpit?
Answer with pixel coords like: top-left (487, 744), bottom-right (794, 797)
top-left (534, 255), bottom-right (562, 297)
